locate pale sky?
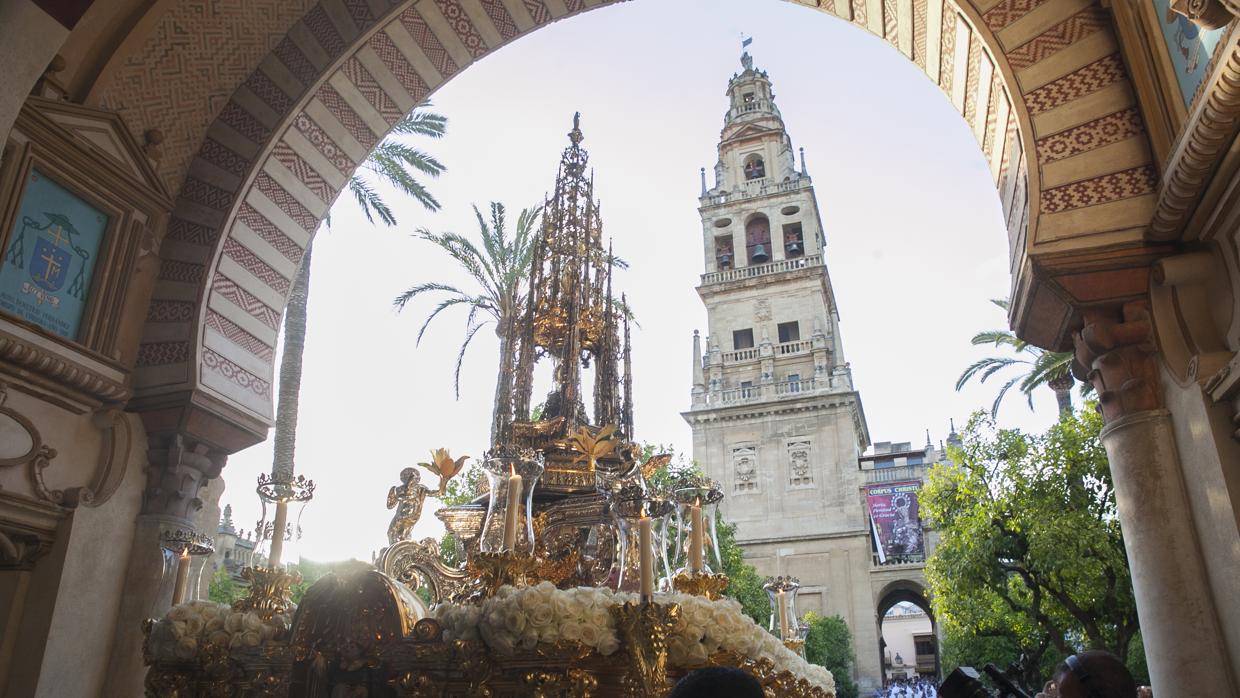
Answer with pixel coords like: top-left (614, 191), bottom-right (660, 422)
top-left (219, 0), bottom-right (1061, 562)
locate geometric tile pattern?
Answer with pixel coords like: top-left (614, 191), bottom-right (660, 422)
top-left (982, 0), bottom-right (1048, 31)
top-left (1036, 108), bottom-right (1144, 163)
top-left (1024, 54), bottom-right (1127, 115)
top-left (113, 0), bottom-right (1151, 429)
top-left (1005, 6), bottom-right (1108, 70)
top-left (1041, 165), bottom-right (1158, 214)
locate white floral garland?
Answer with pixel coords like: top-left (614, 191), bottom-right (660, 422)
top-left (433, 582), bottom-right (835, 693)
top-left (148, 601), bottom-right (291, 661)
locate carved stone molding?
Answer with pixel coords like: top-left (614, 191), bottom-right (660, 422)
top-left (1203, 353), bottom-right (1240, 440)
top-left (0, 489), bottom-right (67, 570)
top-left (0, 381), bottom-right (90, 508)
top-left (143, 434), bottom-right (225, 521)
top-left (1149, 28), bottom-right (1240, 241)
top-left (0, 325), bottom-right (129, 407)
top-left (1169, 0), bottom-right (1239, 30)
top-left (1073, 301), bottom-right (1164, 422)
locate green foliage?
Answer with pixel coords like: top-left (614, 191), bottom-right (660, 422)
top-left (715, 518), bottom-right (769, 627)
top-left (439, 462), bottom-right (485, 507)
top-left (289, 559), bottom-right (336, 604)
top-left (347, 104), bottom-right (447, 224)
top-left (207, 567), bottom-right (243, 605)
top-left (803, 613), bottom-right (859, 698)
top-left (922, 406), bottom-right (1140, 690)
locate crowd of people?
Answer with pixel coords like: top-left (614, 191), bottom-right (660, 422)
top-left (875, 675), bottom-right (939, 698)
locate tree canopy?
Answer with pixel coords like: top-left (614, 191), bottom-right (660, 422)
top-left (921, 407), bottom-right (1140, 689)
top-left (804, 613), bottom-right (859, 698)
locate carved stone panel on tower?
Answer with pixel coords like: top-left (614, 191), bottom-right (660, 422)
top-left (788, 439), bottom-right (813, 488)
top-left (732, 445), bottom-right (758, 493)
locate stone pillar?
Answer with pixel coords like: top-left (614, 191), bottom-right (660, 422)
top-left (1074, 302), bottom-right (1236, 696)
top-left (692, 330), bottom-right (706, 407)
top-left (102, 434), bottom-right (224, 697)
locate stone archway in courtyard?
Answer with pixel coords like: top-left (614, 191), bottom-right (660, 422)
top-left (59, 0), bottom-right (1160, 453)
top-left (875, 579), bottom-right (939, 683)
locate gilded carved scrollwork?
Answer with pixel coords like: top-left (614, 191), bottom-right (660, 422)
top-left (1168, 0), bottom-right (1239, 30)
top-left (379, 537), bottom-right (474, 603)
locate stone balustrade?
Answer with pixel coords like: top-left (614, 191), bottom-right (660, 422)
top-left (701, 254), bottom-right (822, 285)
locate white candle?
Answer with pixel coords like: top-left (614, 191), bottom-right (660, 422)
top-left (778, 588), bottom-right (790, 639)
top-left (689, 498), bottom-right (704, 573)
top-left (268, 499), bottom-right (288, 568)
top-left (639, 513), bottom-right (654, 600)
top-left (503, 466), bottom-right (522, 551)
top-left (171, 549), bottom-right (190, 605)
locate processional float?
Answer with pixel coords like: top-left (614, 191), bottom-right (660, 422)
top-left (143, 115), bottom-right (834, 697)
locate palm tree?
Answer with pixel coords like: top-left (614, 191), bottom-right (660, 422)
top-left (270, 106), bottom-right (446, 481)
top-left (393, 203), bottom-right (542, 445)
top-left (955, 298), bottom-right (1088, 418)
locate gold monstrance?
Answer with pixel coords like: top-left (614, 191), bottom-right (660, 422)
top-left (142, 116), bottom-right (835, 698)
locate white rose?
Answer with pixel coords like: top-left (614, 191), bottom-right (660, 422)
top-left (241, 630), bottom-right (262, 647)
top-left (242, 612), bottom-right (263, 632)
top-left (501, 608), bottom-right (526, 636)
top-left (174, 638), bottom-right (197, 660)
top-left (184, 616), bottom-right (205, 637)
top-left (207, 630), bottom-right (230, 647)
top-left (578, 622), bottom-right (602, 648)
top-left (167, 605), bottom-right (191, 622)
top-left (205, 617), bottom-right (224, 633)
top-left (525, 599), bottom-right (555, 630)
top-left (170, 620), bottom-right (188, 639)
top-left (561, 621), bottom-right (583, 643)
top-left (519, 627), bottom-right (538, 651)
top-left (224, 612), bottom-right (244, 633)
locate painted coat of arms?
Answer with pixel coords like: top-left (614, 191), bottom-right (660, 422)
top-left (0, 171), bottom-right (108, 339)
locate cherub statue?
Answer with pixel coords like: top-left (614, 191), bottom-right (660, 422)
top-left (386, 467), bottom-right (433, 544)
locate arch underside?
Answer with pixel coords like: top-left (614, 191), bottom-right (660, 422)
top-left (102, 0), bottom-right (1155, 441)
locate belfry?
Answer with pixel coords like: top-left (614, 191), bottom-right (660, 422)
top-left (684, 49), bottom-right (891, 690)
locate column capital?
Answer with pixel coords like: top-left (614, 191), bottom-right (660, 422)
top-left (143, 434), bottom-right (227, 521)
top-left (1073, 301), bottom-right (1163, 422)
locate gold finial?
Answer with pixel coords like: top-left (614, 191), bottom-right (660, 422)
top-left (569, 111), bottom-right (583, 145)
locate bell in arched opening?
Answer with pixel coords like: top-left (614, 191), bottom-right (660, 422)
top-left (752, 244), bottom-right (769, 263)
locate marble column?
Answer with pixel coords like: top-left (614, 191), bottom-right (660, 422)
top-left (102, 434), bottom-right (223, 697)
top-left (1075, 302), bottom-right (1236, 696)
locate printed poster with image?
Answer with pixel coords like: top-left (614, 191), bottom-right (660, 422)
top-left (0, 170), bottom-right (109, 340)
top-left (866, 480), bottom-right (925, 564)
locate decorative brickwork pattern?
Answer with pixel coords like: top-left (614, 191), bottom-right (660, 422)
top-left (853, 0), bottom-right (868, 28)
top-left (983, 75), bottom-right (1001, 160)
top-left (433, 0), bottom-right (488, 58)
top-left (1005, 6), bottom-right (1108, 70)
top-left (1024, 54), bottom-right (1126, 114)
top-left (316, 83), bottom-right (380, 149)
top-left (883, 0), bottom-right (899, 46)
top-left (293, 111), bottom-right (356, 174)
top-left (206, 310), bottom-right (275, 361)
top-left (481, 0), bottom-right (519, 40)
top-left (200, 137), bottom-right (251, 177)
top-left (237, 202), bottom-right (308, 261)
top-left (159, 260), bottom-right (206, 283)
top-left (304, 5), bottom-right (347, 57)
top-left (219, 102), bottom-right (274, 145)
top-left (369, 30), bottom-right (433, 100)
top-left (181, 176), bottom-right (235, 211)
top-left (963, 36), bottom-right (983, 125)
top-left (213, 275), bottom-right (281, 330)
top-left (1041, 165), bottom-right (1157, 213)
top-left (270, 142), bottom-right (337, 203)
top-left (523, 0), bottom-right (552, 24)
top-left (913, 0), bottom-right (928, 69)
top-left (223, 238), bottom-right (291, 294)
top-left (137, 341), bottom-right (191, 367)
top-left (166, 218), bottom-right (216, 245)
top-left (939, 8), bottom-right (956, 95)
top-left (253, 171), bottom-right (320, 233)
top-left (341, 57), bottom-right (405, 126)
top-left (1036, 108), bottom-right (1144, 162)
top-left (275, 36), bottom-right (319, 86)
top-left (342, 0), bottom-right (376, 27)
top-left (147, 301), bottom-right (196, 323)
top-left (982, 0), bottom-right (1049, 31)
top-left (203, 347), bottom-right (272, 396)
top-left (244, 69), bottom-right (295, 114)
top-left (400, 6), bottom-right (460, 77)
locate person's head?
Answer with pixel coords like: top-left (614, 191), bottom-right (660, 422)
top-left (669, 667), bottom-right (764, 698)
top-left (1053, 651), bottom-right (1137, 698)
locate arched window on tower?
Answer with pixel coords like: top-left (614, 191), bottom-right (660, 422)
top-left (743, 154), bottom-right (765, 180)
top-left (715, 235), bottom-right (735, 269)
top-left (746, 215), bottom-right (771, 264)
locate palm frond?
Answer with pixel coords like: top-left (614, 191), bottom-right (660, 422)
top-left (347, 176), bottom-right (396, 226)
top-left (991, 373), bottom-right (1024, 418)
top-left (452, 317), bottom-right (490, 399)
top-left (392, 281), bottom-right (470, 312)
top-left (957, 356), bottom-right (1023, 391)
top-left (416, 296), bottom-right (479, 345)
top-left (390, 107), bottom-right (447, 138)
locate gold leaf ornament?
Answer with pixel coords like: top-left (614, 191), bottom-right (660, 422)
top-left (418, 448), bottom-right (469, 495)
top-left (568, 425), bottom-right (620, 469)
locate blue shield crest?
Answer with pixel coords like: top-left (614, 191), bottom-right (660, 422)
top-left (30, 236), bottom-right (72, 292)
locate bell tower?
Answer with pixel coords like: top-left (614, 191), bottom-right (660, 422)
top-left (683, 49), bottom-right (880, 688)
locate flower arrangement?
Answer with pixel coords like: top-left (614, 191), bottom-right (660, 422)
top-left (433, 582), bottom-right (835, 694)
top-left (147, 601), bottom-right (292, 661)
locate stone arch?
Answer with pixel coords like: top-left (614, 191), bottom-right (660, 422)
top-left (109, 0), bottom-right (1155, 442)
top-left (876, 578), bottom-right (939, 679)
